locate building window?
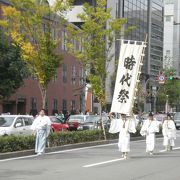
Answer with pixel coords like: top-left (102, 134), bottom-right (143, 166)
top-left (30, 97), bottom-right (37, 116)
top-left (72, 65), bottom-right (76, 85)
top-left (53, 98), bottom-right (58, 110)
top-left (53, 70), bottom-right (58, 82)
top-left (62, 64), bottom-right (67, 83)
top-left (79, 67), bottom-right (84, 85)
top-left (31, 97), bottom-right (37, 110)
top-left (166, 50), bottom-right (170, 55)
top-left (62, 99), bottom-right (67, 111)
top-left (165, 0), bottom-right (174, 4)
top-left (71, 100), bottom-right (76, 114)
top-left (165, 15), bottom-right (172, 22)
top-left (61, 30), bottom-right (67, 50)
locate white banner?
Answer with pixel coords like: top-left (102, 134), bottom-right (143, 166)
top-left (111, 40), bottom-right (146, 114)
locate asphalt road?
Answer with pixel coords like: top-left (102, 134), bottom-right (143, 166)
top-left (1, 131), bottom-right (180, 180)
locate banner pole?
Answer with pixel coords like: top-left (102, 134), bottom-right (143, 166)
top-left (131, 34), bottom-right (148, 115)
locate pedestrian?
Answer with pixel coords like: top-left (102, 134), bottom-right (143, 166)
top-left (162, 113), bottom-right (176, 151)
top-left (31, 109), bottom-right (51, 156)
top-left (85, 109), bottom-right (90, 115)
top-left (64, 111), bottom-right (70, 123)
top-left (109, 112), bottom-right (136, 159)
top-left (140, 112), bottom-right (159, 155)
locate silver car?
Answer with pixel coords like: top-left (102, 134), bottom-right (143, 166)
top-left (174, 112), bottom-right (180, 129)
top-left (80, 115), bottom-right (110, 130)
top-left (0, 115), bottom-right (34, 136)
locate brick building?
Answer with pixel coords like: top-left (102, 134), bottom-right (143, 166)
top-left (0, 0), bottom-right (86, 116)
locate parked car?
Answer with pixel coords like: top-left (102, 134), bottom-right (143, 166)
top-left (80, 115), bottom-right (110, 130)
top-left (49, 116), bottom-right (69, 132)
top-left (0, 115), bottom-right (34, 136)
top-left (67, 115), bottom-right (86, 130)
top-left (173, 112), bottom-right (180, 129)
top-left (154, 114), bottom-right (167, 125)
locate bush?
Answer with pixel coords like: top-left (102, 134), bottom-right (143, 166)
top-left (48, 130), bottom-right (104, 147)
top-left (1, 126), bottom-right (158, 153)
top-left (0, 135), bottom-right (35, 153)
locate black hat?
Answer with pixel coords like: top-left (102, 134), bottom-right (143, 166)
top-left (167, 113), bottom-right (171, 118)
top-left (149, 112), bottom-right (153, 117)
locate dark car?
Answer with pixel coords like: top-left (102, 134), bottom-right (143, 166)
top-left (67, 115), bottom-right (86, 130)
top-left (49, 116), bottom-right (69, 132)
top-left (174, 112), bottom-right (180, 129)
top-left (80, 115), bottom-right (110, 130)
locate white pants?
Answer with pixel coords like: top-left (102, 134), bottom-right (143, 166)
top-left (118, 130), bottom-right (130, 153)
top-left (163, 136), bottom-right (175, 147)
top-left (146, 133), bottom-right (155, 152)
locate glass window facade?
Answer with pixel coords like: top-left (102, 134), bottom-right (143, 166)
top-left (120, 0), bottom-right (163, 76)
top-left (150, 0), bottom-right (163, 76)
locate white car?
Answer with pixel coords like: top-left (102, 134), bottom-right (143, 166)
top-left (0, 115), bottom-right (34, 136)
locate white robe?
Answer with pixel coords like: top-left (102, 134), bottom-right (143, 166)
top-left (31, 115), bottom-right (51, 154)
top-left (109, 117), bottom-right (136, 152)
top-left (162, 120), bottom-right (176, 147)
top-left (140, 119), bottom-right (159, 152)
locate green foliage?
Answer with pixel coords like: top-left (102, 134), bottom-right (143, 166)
top-left (0, 127), bottom-right (149, 153)
top-left (0, 30), bottom-right (28, 99)
top-left (0, 0), bottom-right (71, 107)
top-left (48, 130), bottom-right (104, 147)
top-left (0, 135), bottom-right (35, 153)
top-left (157, 68), bottom-right (180, 107)
top-left (66, 0), bottom-right (129, 106)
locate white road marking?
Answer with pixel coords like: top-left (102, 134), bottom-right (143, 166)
top-left (0, 154), bottom-right (38, 162)
top-left (0, 143), bottom-right (117, 162)
top-left (83, 145), bottom-right (180, 168)
top-left (0, 134), bottom-right (179, 163)
top-left (83, 158), bottom-right (125, 168)
top-left (159, 146), bottom-right (180, 152)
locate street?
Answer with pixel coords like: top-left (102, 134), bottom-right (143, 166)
top-left (0, 131), bottom-right (180, 180)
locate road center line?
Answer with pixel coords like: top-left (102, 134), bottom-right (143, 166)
top-left (159, 146), bottom-right (180, 152)
top-left (83, 158), bottom-right (125, 168)
top-left (83, 146), bottom-right (180, 168)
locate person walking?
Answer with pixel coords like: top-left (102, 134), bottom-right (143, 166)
top-left (31, 109), bottom-right (51, 155)
top-left (109, 113), bottom-right (136, 159)
top-left (140, 112), bottom-right (159, 155)
top-left (162, 113), bottom-right (176, 151)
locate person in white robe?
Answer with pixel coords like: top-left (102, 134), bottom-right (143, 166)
top-left (31, 109), bottom-right (51, 155)
top-left (162, 113), bottom-right (176, 151)
top-left (140, 112), bottom-right (159, 155)
top-left (109, 113), bottom-right (136, 159)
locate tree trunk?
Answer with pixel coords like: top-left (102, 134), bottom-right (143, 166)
top-left (99, 103), bottom-right (107, 140)
top-left (41, 87), bottom-right (47, 109)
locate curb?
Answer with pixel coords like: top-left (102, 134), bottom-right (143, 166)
top-left (0, 135), bottom-right (163, 160)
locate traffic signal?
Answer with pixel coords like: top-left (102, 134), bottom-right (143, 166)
top-left (168, 76), bottom-right (180, 80)
top-left (168, 76), bottom-right (173, 80)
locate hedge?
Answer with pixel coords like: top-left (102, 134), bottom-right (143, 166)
top-left (0, 125), bottom-right (162, 153)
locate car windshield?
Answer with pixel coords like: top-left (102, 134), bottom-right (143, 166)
top-left (0, 117), bottom-right (15, 127)
top-left (85, 116), bottom-right (100, 123)
top-left (68, 116), bottom-right (84, 122)
top-left (174, 113), bottom-right (180, 118)
top-left (50, 116), bottom-right (64, 123)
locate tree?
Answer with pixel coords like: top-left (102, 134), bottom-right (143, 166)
top-left (0, 0), bottom-right (72, 108)
top-left (66, 0), bottom-right (133, 139)
top-left (157, 68), bottom-right (180, 110)
top-left (0, 30), bottom-right (28, 100)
